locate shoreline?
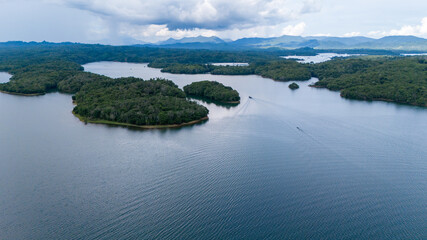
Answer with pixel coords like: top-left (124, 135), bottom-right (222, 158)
top-left (222, 100), bottom-right (240, 104)
top-left (73, 112), bottom-right (209, 129)
top-left (0, 90), bottom-right (44, 96)
top-left (187, 95), bottom-right (240, 105)
top-left (309, 85), bottom-right (426, 107)
top-left (340, 95), bottom-right (427, 107)
top-left (308, 84), bottom-right (328, 89)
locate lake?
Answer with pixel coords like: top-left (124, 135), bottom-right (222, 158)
top-left (0, 72), bottom-right (11, 83)
top-left (211, 63), bottom-right (249, 66)
top-left (283, 53), bottom-right (363, 63)
top-left (1, 62), bottom-right (426, 239)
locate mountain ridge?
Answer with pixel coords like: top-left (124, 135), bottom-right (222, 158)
top-left (149, 35), bottom-right (427, 51)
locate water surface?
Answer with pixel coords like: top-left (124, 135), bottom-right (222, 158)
top-left (401, 53), bottom-right (427, 56)
top-left (0, 62), bottom-right (426, 239)
top-left (0, 72), bottom-right (11, 83)
top-left (283, 53), bottom-right (362, 63)
top-left (211, 63), bottom-right (249, 66)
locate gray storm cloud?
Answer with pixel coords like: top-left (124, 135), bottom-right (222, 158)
top-left (52, 0), bottom-right (320, 30)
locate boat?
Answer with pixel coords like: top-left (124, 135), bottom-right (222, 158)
top-left (249, 96), bottom-right (253, 99)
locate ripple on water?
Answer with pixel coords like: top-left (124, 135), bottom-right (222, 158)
top-left (1, 62), bottom-right (426, 239)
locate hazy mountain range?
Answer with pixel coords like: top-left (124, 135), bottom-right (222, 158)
top-left (1, 35), bottom-right (426, 52)
top-left (145, 35), bottom-right (427, 51)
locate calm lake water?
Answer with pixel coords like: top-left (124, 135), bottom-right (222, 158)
top-left (0, 72), bottom-right (11, 83)
top-left (283, 53), bottom-right (362, 63)
top-left (1, 62), bottom-right (426, 239)
top-left (211, 63), bottom-right (249, 66)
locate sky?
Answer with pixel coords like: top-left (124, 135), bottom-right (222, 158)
top-left (0, 0), bottom-right (426, 44)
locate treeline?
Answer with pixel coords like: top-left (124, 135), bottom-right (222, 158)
top-left (0, 43), bottom-right (288, 95)
top-left (154, 60), bottom-right (312, 82)
top-left (161, 64), bottom-right (212, 74)
top-left (0, 60), bottom-right (83, 94)
top-left (183, 81), bottom-right (240, 103)
top-left (73, 78), bottom-right (209, 126)
top-left (254, 61), bottom-right (311, 81)
top-left (0, 42), bottom-right (280, 66)
top-left (57, 72), bottom-right (111, 93)
top-left (311, 56), bottom-right (427, 106)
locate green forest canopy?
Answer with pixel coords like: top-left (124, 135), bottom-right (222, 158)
top-left (73, 78), bottom-right (209, 126)
top-left (183, 81), bottom-right (240, 103)
top-left (312, 57), bottom-right (427, 106)
top-left (0, 42), bottom-right (426, 115)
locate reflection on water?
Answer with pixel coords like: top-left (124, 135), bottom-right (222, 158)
top-left (0, 62), bottom-right (426, 239)
top-left (401, 53), bottom-right (427, 56)
top-left (0, 72), bottom-right (12, 83)
top-left (210, 62), bottom-right (249, 66)
top-left (282, 53), bottom-right (363, 63)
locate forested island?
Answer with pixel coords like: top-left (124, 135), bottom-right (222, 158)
top-left (0, 41), bottom-right (426, 128)
top-left (289, 83), bottom-right (299, 90)
top-left (183, 81), bottom-right (240, 104)
top-left (73, 77), bottom-right (209, 127)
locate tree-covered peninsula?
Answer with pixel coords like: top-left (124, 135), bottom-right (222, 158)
top-left (184, 81), bottom-right (240, 103)
top-left (311, 56), bottom-right (427, 107)
top-left (73, 78), bottom-right (209, 127)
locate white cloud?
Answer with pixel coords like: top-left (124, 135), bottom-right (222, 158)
top-left (310, 33), bottom-right (332, 37)
top-left (118, 22), bottom-right (307, 43)
top-left (368, 17), bottom-right (427, 38)
top-left (281, 22), bottom-right (306, 36)
top-left (389, 17), bottom-right (427, 36)
top-left (343, 32), bottom-right (361, 37)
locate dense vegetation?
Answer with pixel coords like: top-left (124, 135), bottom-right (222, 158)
top-left (161, 63), bottom-right (212, 74)
top-left (0, 41), bottom-right (426, 114)
top-left (289, 83), bottom-right (299, 90)
top-left (0, 61), bottom-right (83, 94)
top-left (184, 81), bottom-right (240, 103)
top-left (0, 42), bottom-right (282, 95)
top-left (312, 56), bottom-right (427, 106)
top-left (73, 78), bottom-right (209, 126)
top-left (210, 65), bottom-right (254, 75)
top-left (57, 72), bottom-right (111, 93)
top-left (157, 60), bottom-right (312, 82)
top-left (254, 61), bottom-right (311, 81)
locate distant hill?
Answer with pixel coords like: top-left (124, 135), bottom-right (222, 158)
top-left (353, 36), bottom-right (427, 50)
top-left (158, 36), bottom-right (225, 45)
top-left (3, 35), bottom-right (426, 52)
top-left (149, 35), bottom-right (427, 51)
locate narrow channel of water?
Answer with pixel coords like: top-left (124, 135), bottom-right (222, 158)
top-left (283, 53), bottom-right (363, 63)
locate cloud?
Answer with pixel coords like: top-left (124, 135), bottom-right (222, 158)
top-left (343, 32), bottom-right (361, 37)
top-left (388, 17), bottom-right (427, 36)
top-left (368, 17), bottom-right (427, 38)
top-left (300, 0), bottom-right (321, 14)
top-left (281, 22), bottom-right (306, 36)
top-left (118, 22), bottom-right (308, 43)
top-left (45, 0), bottom-right (321, 43)
top-left (50, 0), bottom-right (318, 30)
